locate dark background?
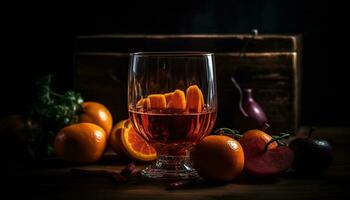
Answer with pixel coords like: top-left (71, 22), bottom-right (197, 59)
top-left (2, 0), bottom-right (343, 126)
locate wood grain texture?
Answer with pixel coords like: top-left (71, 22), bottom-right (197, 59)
top-left (215, 53), bottom-right (298, 133)
top-left (76, 34), bottom-right (298, 52)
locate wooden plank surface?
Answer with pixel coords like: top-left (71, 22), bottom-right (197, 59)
top-left (75, 34), bottom-right (299, 53)
top-left (1, 127), bottom-right (349, 200)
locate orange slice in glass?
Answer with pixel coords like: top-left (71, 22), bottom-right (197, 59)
top-left (137, 98), bottom-right (151, 110)
top-left (109, 119), bottom-right (156, 161)
top-left (166, 89), bottom-right (186, 110)
top-left (164, 92), bottom-right (173, 103)
top-left (136, 99), bottom-right (144, 107)
top-left (186, 85), bottom-right (204, 112)
top-left (148, 94), bottom-right (166, 110)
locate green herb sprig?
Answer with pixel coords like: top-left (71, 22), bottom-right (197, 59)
top-left (29, 74), bottom-right (84, 157)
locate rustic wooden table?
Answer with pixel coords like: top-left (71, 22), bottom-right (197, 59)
top-left (1, 127), bottom-right (349, 200)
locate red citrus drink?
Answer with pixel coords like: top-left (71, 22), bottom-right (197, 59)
top-left (129, 109), bottom-right (216, 156)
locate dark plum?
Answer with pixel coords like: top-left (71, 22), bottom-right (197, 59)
top-left (289, 128), bottom-right (333, 173)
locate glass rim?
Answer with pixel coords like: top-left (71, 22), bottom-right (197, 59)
top-left (130, 51), bottom-right (214, 57)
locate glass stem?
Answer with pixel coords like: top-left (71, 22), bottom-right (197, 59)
top-left (155, 154), bottom-right (191, 171)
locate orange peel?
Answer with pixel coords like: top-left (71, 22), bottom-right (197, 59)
top-left (148, 94), bottom-right (166, 110)
top-left (137, 98), bottom-right (151, 110)
top-left (166, 89), bottom-right (186, 110)
top-left (186, 85), bottom-right (204, 112)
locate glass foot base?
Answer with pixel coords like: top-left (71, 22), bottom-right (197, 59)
top-left (141, 155), bottom-right (199, 180)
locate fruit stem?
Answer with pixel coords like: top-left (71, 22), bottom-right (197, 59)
top-left (213, 128), bottom-right (242, 139)
top-left (264, 133), bottom-right (290, 152)
top-left (308, 127), bottom-right (315, 138)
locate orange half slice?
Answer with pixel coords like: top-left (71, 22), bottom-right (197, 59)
top-left (166, 89), bottom-right (186, 110)
top-left (137, 98), bottom-right (151, 110)
top-left (148, 94), bottom-right (166, 110)
top-left (109, 119), bottom-right (156, 162)
top-left (122, 121), bottom-right (156, 161)
top-left (164, 92), bottom-right (173, 103)
top-left (186, 85), bottom-right (204, 112)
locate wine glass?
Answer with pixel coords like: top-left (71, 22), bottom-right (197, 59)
top-left (128, 52), bottom-right (217, 179)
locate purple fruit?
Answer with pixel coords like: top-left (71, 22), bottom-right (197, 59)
top-left (245, 146), bottom-right (294, 177)
top-left (289, 128), bottom-right (333, 173)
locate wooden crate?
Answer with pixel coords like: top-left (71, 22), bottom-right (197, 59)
top-left (74, 34), bottom-right (301, 133)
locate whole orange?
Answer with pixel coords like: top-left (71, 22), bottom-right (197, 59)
top-left (79, 102), bottom-right (113, 138)
top-left (239, 129), bottom-right (278, 156)
top-left (190, 135), bottom-right (244, 181)
top-left (54, 123), bottom-right (107, 163)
